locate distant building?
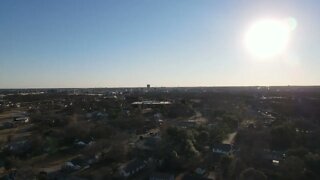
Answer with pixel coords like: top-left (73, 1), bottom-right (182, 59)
top-left (147, 84), bottom-right (151, 89)
top-left (132, 101), bottom-right (172, 105)
top-left (132, 100), bottom-right (172, 109)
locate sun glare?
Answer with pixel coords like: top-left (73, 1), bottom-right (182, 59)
top-left (245, 18), bottom-right (296, 59)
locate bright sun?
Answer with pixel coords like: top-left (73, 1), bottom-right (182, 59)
top-left (245, 18), bottom-right (296, 59)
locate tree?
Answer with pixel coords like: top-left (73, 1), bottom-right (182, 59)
top-left (219, 155), bottom-right (232, 179)
top-left (280, 156), bottom-right (305, 180)
top-left (286, 147), bottom-right (308, 158)
top-left (209, 126), bottom-right (227, 144)
top-left (159, 127), bottom-right (200, 170)
top-left (270, 124), bottom-right (296, 150)
top-left (196, 130), bottom-right (209, 147)
top-left (166, 103), bottom-right (195, 118)
top-left (229, 158), bottom-right (247, 180)
top-left (239, 168), bottom-right (267, 180)
top-left (304, 153), bottom-right (320, 176)
top-left (160, 150), bottom-right (183, 171)
top-left (4, 158), bottom-right (13, 170)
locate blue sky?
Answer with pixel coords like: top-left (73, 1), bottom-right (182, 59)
top-left (1, 0), bottom-right (320, 88)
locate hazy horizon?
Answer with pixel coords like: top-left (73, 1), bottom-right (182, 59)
top-left (1, 85), bottom-right (320, 90)
top-left (1, 0), bottom-right (320, 88)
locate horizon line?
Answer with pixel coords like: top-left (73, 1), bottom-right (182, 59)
top-left (1, 84), bottom-right (320, 90)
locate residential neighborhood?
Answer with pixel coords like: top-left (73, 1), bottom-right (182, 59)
top-left (0, 86), bottom-right (319, 179)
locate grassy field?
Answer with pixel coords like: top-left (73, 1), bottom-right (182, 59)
top-left (0, 110), bottom-right (32, 144)
top-left (0, 109), bottom-right (78, 177)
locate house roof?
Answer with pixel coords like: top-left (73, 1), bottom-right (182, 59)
top-left (144, 137), bottom-right (161, 147)
top-left (150, 172), bottom-right (174, 179)
top-left (213, 143), bottom-right (232, 152)
top-left (6, 140), bottom-right (32, 155)
top-left (123, 159), bottom-right (145, 173)
top-left (182, 174), bottom-right (211, 180)
top-left (132, 101), bottom-right (171, 105)
top-left (70, 156), bottom-right (90, 167)
top-left (262, 150), bottom-right (285, 161)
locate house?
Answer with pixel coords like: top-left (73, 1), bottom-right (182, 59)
top-left (150, 172), bottom-right (174, 180)
top-left (4, 140), bottom-right (32, 156)
top-left (13, 116), bottom-right (29, 123)
top-left (143, 136), bottom-right (161, 149)
top-left (262, 149), bottom-right (286, 165)
top-left (74, 138), bottom-right (94, 148)
top-left (119, 159), bottom-right (146, 177)
top-left (195, 168), bottom-right (206, 175)
top-left (136, 136), bottom-right (159, 150)
top-left (212, 143), bottom-right (233, 155)
top-left (182, 174), bottom-right (211, 180)
top-left (86, 111), bottom-right (108, 120)
top-left (0, 169), bottom-right (17, 180)
top-left (48, 171), bottom-right (87, 180)
top-left (178, 120), bottom-right (197, 128)
top-left (0, 122), bottom-right (16, 130)
top-left (154, 113), bottom-right (162, 120)
top-left (61, 162), bottom-right (81, 172)
top-left (61, 155), bottom-right (96, 172)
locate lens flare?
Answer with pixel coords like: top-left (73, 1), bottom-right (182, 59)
top-left (286, 17), bottom-right (298, 31)
top-left (245, 18), bottom-right (296, 59)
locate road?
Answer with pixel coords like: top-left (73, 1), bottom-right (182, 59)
top-left (222, 132), bottom-right (237, 144)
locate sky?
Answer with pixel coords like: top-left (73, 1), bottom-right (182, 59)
top-left (1, 0), bottom-right (320, 88)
